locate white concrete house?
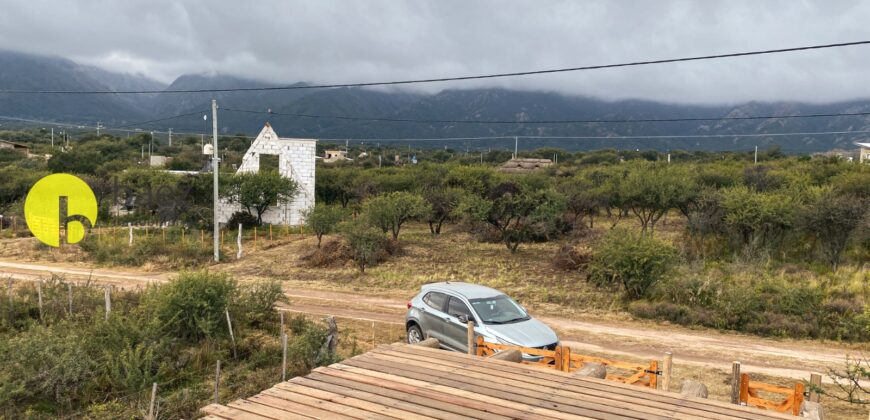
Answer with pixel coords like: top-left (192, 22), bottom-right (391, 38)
top-left (217, 123), bottom-right (316, 226)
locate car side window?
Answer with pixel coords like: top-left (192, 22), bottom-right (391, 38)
top-left (447, 296), bottom-right (474, 322)
top-left (423, 292), bottom-right (447, 312)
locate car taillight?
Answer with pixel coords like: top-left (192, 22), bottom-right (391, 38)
top-left (407, 301), bottom-right (412, 309)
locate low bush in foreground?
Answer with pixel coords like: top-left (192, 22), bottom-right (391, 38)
top-left (0, 272), bottom-right (332, 418)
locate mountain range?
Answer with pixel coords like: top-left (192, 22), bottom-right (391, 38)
top-left (1, 50), bottom-right (869, 152)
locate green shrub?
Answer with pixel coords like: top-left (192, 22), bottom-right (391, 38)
top-left (143, 271), bottom-right (237, 341)
top-left (588, 229), bottom-right (677, 299)
top-left (339, 219), bottom-right (386, 273)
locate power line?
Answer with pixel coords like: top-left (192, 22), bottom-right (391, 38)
top-left (222, 107), bottom-right (870, 125)
top-left (2, 40), bottom-right (869, 94)
top-left (115, 109), bottom-right (210, 128)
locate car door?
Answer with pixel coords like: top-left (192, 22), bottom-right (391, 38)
top-left (442, 295), bottom-right (477, 352)
top-left (418, 291), bottom-right (449, 342)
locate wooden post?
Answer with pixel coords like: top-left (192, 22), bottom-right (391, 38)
top-left (739, 373), bottom-right (750, 405)
top-left (225, 309), bottom-right (237, 358)
top-left (649, 360), bottom-right (658, 389)
top-left (147, 382), bottom-right (157, 420)
top-left (562, 345), bottom-right (572, 372)
top-left (254, 226), bottom-right (257, 247)
top-left (200, 229), bottom-right (204, 245)
top-left (128, 223), bottom-right (133, 246)
top-left (236, 224), bottom-right (242, 260)
top-left (282, 333), bottom-right (288, 381)
top-left (809, 373), bottom-right (822, 402)
top-left (466, 320), bottom-right (474, 355)
top-left (67, 283), bottom-right (73, 317)
top-left (214, 360), bottom-right (221, 404)
top-left (104, 286), bottom-right (111, 320)
top-left (37, 280), bottom-right (43, 322)
top-left (730, 361), bottom-right (741, 404)
top-left (162, 227), bottom-right (165, 243)
top-left (269, 224), bottom-right (273, 241)
top-left (181, 227), bottom-right (185, 243)
top-left (554, 346), bottom-right (564, 371)
top-left (662, 352), bottom-right (673, 392)
top-left (280, 311), bottom-right (284, 335)
top-left (7, 277), bottom-right (12, 322)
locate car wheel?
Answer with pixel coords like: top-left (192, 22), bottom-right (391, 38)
top-left (406, 324), bottom-right (424, 344)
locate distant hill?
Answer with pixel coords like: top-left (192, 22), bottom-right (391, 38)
top-left (1, 50), bottom-right (869, 152)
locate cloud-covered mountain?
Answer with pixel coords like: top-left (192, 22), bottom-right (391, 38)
top-left (1, 50), bottom-right (869, 152)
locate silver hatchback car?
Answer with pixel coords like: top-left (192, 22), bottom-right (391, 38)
top-left (405, 282), bottom-right (558, 356)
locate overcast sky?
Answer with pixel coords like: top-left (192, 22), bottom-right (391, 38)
top-left (0, 0), bottom-right (868, 104)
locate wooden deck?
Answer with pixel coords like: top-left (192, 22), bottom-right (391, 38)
top-left (202, 343), bottom-right (794, 419)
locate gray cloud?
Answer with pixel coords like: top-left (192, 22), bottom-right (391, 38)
top-left (0, 0), bottom-right (868, 104)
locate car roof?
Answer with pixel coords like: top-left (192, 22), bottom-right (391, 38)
top-left (421, 282), bottom-right (504, 300)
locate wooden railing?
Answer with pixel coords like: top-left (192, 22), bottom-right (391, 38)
top-left (475, 336), bottom-right (658, 388)
top-left (739, 373), bottom-right (805, 416)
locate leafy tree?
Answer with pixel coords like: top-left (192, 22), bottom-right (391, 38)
top-left (364, 191), bottom-right (429, 240)
top-left (676, 187), bottom-right (724, 259)
top-left (224, 171), bottom-right (299, 225)
top-left (303, 204), bottom-right (345, 247)
top-left (620, 163), bottom-right (696, 235)
top-left (800, 192), bottom-right (867, 269)
top-left (340, 219), bottom-right (385, 273)
top-left (423, 188), bottom-right (462, 235)
top-left (588, 229), bottom-right (677, 299)
top-left (720, 186), bottom-right (795, 254)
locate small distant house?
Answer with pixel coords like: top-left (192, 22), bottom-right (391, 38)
top-left (324, 150), bottom-right (348, 163)
top-left (0, 140), bottom-right (30, 155)
top-left (499, 158), bottom-right (553, 173)
top-left (856, 142), bottom-right (870, 163)
top-left (149, 155), bottom-right (173, 167)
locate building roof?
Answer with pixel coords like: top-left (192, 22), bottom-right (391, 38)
top-left (855, 142), bottom-right (870, 148)
top-left (0, 139), bottom-right (29, 148)
top-left (201, 343), bottom-right (792, 419)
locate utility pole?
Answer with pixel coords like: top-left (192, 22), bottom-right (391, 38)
top-left (96, 121), bottom-right (101, 136)
top-left (754, 145), bottom-right (758, 164)
top-left (200, 133), bottom-right (204, 150)
top-left (212, 99), bottom-right (220, 262)
top-left (514, 136), bottom-right (518, 159)
top-left (149, 131), bottom-right (154, 157)
top-left (168, 128), bottom-right (172, 147)
top-left (51, 128), bottom-right (54, 148)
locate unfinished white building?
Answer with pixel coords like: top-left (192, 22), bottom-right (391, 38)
top-left (217, 123), bottom-right (316, 226)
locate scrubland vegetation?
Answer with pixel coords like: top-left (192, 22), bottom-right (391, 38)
top-left (0, 272), bottom-right (339, 418)
top-left (0, 132), bottom-right (867, 343)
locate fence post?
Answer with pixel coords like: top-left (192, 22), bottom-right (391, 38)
top-left (67, 283), bottom-right (73, 317)
top-left (236, 224), bottom-right (242, 260)
top-left (104, 286), bottom-right (111, 320)
top-left (282, 333), bottom-right (288, 381)
top-left (147, 382), bottom-right (157, 420)
top-left (554, 346), bottom-right (563, 371)
top-left (6, 277), bottom-right (12, 322)
top-left (739, 373), bottom-right (750, 405)
top-left (730, 361), bottom-right (741, 404)
top-left (225, 308), bottom-right (237, 358)
top-left (214, 360), bottom-right (221, 404)
top-left (794, 382), bottom-right (805, 416)
top-left (662, 352), bottom-right (673, 392)
top-left (37, 280), bottom-right (43, 322)
top-left (269, 224), bottom-right (273, 241)
top-left (809, 373), bottom-right (822, 402)
top-left (128, 223), bottom-right (133, 246)
top-left (280, 311), bottom-right (284, 335)
top-left (254, 226), bottom-right (257, 247)
top-left (466, 320), bottom-right (474, 355)
top-left (562, 345), bottom-right (572, 372)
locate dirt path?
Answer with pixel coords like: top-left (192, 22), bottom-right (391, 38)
top-left (1, 259), bottom-right (862, 385)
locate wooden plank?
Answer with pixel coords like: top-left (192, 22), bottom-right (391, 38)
top-left (302, 371), bottom-right (510, 420)
top-left (258, 387), bottom-right (397, 420)
top-left (321, 365), bottom-right (581, 420)
top-left (266, 382), bottom-right (434, 420)
top-left (229, 398), bottom-right (329, 419)
top-left (382, 344), bottom-right (792, 420)
top-left (201, 403), bottom-right (275, 420)
top-left (361, 350), bottom-right (721, 420)
top-left (349, 353), bottom-right (664, 420)
top-left (279, 378), bottom-right (459, 420)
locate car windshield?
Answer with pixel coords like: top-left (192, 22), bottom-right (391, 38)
top-left (469, 295), bottom-right (529, 325)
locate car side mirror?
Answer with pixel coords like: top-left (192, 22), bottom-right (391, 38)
top-left (457, 314), bottom-right (470, 324)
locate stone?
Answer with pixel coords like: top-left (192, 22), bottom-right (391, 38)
top-left (575, 362), bottom-right (607, 379)
top-left (679, 379), bottom-right (708, 398)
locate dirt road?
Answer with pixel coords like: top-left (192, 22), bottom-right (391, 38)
top-left (1, 259), bottom-right (861, 385)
